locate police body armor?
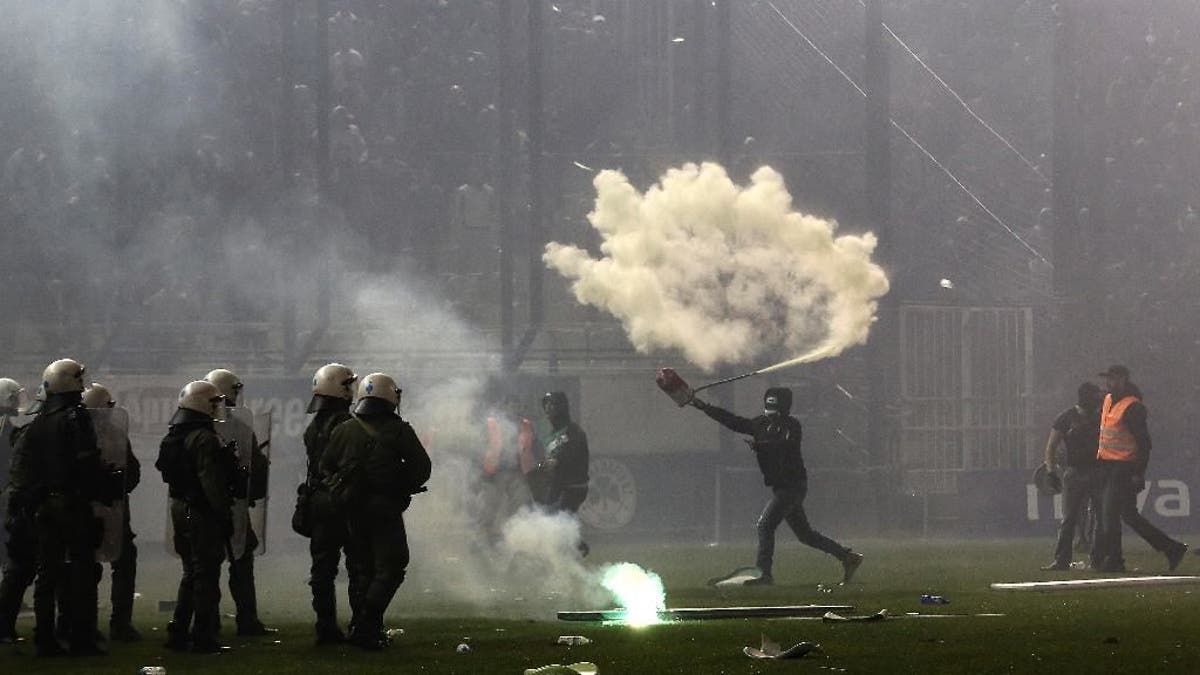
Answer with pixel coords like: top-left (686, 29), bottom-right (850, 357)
top-left (89, 406), bottom-right (130, 563)
top-left (216, 407), bottom-right (270, 559)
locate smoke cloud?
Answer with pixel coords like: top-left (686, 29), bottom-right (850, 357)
top-left (544, 162), bottom-right (890, 372)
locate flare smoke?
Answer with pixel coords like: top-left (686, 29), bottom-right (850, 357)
top-left (545, 162), bottom-right (890, 372)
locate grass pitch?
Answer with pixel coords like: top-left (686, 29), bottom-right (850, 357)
top-left (3, 537), bottom-right (1199, 673)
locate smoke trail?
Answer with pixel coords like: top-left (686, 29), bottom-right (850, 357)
top-left (544, 162), bottom-right (890, 372)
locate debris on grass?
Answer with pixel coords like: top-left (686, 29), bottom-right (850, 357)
top-left (743, 635), bottom-right (822, 660)
top-left (823, 609), bottom-right (889, 623)
top-left (524, 661), bottom-right (598, 675)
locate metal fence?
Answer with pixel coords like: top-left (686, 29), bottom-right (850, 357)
top-left (899, 304), bottom-right (1035, 496)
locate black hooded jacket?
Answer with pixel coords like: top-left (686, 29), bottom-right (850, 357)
top-left (699, 403), bottom-right (806, 488)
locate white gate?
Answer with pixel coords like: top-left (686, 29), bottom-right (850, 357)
top-left (899, 305), bottom-right (1035, 496)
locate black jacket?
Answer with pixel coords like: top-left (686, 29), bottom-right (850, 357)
top-left (700, 403), bottom-right (806, 488)
top-left (9, 395), bottom-right (102, 505)
top-left (304, 408), bottom-right (352, 484)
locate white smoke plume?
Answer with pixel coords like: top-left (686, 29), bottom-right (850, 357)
top-left (544, 162), bottom-right (890, 372)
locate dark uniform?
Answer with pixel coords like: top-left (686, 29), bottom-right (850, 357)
top-left (159, 410), bottom-right (236, 652)
top-left (224, 413), bottom-right (270, 635)
top-left (322, 411), bottom-right (430, 650)
top-left (0, 418), bottom-right (35, 643)
top-left (109, 443), bottom-right (140, 637)
top-left (695, 387), bottom-right (861, 584)
top-left (9, 392), bottom-right (106, 655)
top-left (1044, 388), bottom-right (1102, 570)
top-left (303, 401), bottom-right (358, 642)
top-left (56, 442), bottom-right (141, 641)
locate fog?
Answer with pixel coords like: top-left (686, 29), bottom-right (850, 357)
top-left (3, 0), bottom-right (1200, 618)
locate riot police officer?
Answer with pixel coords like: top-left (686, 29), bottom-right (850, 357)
top-left (203, 369), bottom-right (274, 636)
top-left (321, 373), bottom-right (430, 651)
top-left (301, 363), bottom-right (359, 644)
top-left (0, 378), bottom-right (32, 644)
top-left (10, 359), bottom-right (109, 656)
top-left (158, 381), bottom-right (235, 653)
top-left (81, 383), bottom-right (141, 642)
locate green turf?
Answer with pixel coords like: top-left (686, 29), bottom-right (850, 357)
top-left (4, 538), bottom-right (1200, 673)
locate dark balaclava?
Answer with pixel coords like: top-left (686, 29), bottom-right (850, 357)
top-left (542, 391), bottom-right (571, 428)
top-left (763, 387), bottom-right (793, 416)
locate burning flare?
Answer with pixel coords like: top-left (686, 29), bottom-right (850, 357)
top-left (599, 563), bottom-right (666, 627)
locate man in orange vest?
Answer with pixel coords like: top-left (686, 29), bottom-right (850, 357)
top-left (1093, 365), bottom-right (1188, 573)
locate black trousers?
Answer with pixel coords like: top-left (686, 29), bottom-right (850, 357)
top-left (1095, 461), bottom-right (1181, 568)
top-left (1052, 465), bottom-right (1100, 566)
top-left (33, 497), bottom-right (99, 649)
top-left (348, 496), bottom-right (410, 635)
top-left (109, 516), bottom-right (137, 627)
top-left (309, 490), bottom-right (364, 631)
top-left (0, 510), bottom-right (36, 637)
top-left (58, 511), bottom-right (137, 630)
top-left (228, 520), bottom-right (260, 628)
top-left (755, 484), bottom-right (849, 577)
top-left (170, 499), bottom-right (226, 645)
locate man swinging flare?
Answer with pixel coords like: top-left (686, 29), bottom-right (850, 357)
top-left (690, 387), bottom-right (863, 585)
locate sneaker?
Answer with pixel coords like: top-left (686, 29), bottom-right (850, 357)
top-left (1166, 543), bottom-right (1189, 572)
top-left (1039, 561), bottom-right (1070, 571)
top-left (742, 575), bottom-right (774, 587)
top-left (841, 552), bottom-right (865, 584)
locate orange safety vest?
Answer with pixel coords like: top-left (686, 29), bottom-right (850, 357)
top-left (1097, 394), bottom-right (1141, 462)
top-left (484, 415), bottom-right (536, 476)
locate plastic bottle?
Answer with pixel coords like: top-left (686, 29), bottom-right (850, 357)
top-left (919, 594), bottom-right (950, 605)
top-left (556, 635), bottom-right (593, 646)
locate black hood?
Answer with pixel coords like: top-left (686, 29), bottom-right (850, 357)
top-left (763, 387), bottom-right (792, 416)
top-left (542, 391), bottom-right (571, 426)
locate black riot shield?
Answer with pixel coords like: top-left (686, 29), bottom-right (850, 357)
top-left (90, 406), bottom-right (130, 563)
top-left (217, 407), bottom-right (256, 560)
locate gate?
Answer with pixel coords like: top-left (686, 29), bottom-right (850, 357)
top-left (899, 305), bottom-right (1036, 498)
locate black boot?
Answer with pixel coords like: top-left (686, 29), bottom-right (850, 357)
top-left (163, 621), bottom-right (190, 652)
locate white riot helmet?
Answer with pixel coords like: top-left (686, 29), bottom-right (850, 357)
top-left (307, 363), bottom-right (357, 413)
top-left (0, 378), bottom-right (22, 414)
top-left (42, 358), bottom-right (86, 395)
top-left (353, 372), bottom-right (401, 416)
top-left (176, 381), bottom-right (224, 420)
top-left (82, 382), bottom-right (115, 408)
top-left (204, 368), bottom-right (243, 406)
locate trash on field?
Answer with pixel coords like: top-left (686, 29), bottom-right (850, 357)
top-left (455, 642), bottom-right (471, 654)
top-left (386, 628), bottom-right (405, 638)
top-left (823, 609), bottom-right (888, 623)
top-left (523, 662), bottom-right (599, 675)
top-left (920, 594), bottom-right (950, 605)
top-left (557, 635), bottom-right (592, 646)
top-left (743, 634), bottom-right (822, 660)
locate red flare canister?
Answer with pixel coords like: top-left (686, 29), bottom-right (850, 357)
top-left (655, 368), bottom-right (694, 407)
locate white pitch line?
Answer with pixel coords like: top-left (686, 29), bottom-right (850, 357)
top-left (991, 575), bottom-right (1200, 591)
